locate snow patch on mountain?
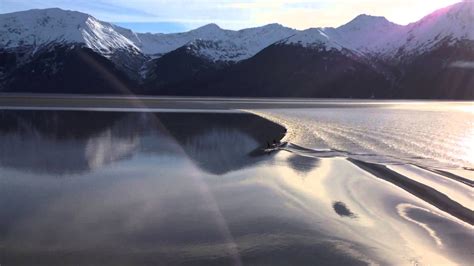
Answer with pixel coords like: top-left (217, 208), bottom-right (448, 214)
top-left (449, 60), bottom-right (474, 69)
top-left (281, 28), bottom-right (345, 50)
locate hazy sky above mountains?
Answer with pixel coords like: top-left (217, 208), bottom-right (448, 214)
top-left (0, 0), bottom-right (462, 33)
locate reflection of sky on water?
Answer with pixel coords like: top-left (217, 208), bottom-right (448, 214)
top-left (0, 110), bottom-right (472, 265)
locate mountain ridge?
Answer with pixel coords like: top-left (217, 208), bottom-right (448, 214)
top-left (0, 2), bottom-right (473, 99)
top-left (2, 2), bottom-right (472, 60)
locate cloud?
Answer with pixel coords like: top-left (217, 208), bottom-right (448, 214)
top-left (449, 61), bottom-right (474, 69)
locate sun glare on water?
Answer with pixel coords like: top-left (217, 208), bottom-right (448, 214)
top-left (455, 103), bottom-right (474, 114)
top-left (462, 125), bottom-right (474, 166)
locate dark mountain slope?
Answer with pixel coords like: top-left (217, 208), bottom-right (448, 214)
top-left (142, 45), bottom-right (229, 95)
top-left (1, 45), bottom-right (137, 94)
top-left (394, 40), bottom-right (474, 99)
top-left (184, 44), bottom-right (391, 98)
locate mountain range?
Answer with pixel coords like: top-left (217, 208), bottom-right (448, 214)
top-left (0, 1), bottom-right (473, 99)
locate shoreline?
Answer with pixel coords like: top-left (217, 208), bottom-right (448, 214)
top-left (1, 93), bottom-right (473, 103)
top-left (1, 94), bottom-right (473, 111)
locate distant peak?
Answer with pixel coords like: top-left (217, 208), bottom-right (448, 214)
top-left (260, 23), bottom-right (295, 31)
top-left (355, 14), bottom-right (386, 19)
top-left (349, 14), bottom-right (391, 24)
top-left (35, 7), bottom-right (70, 12)
top-left (262, 23), bottom-right (284, 28)
top-left (338, 13), bottom-right (399, 31)
top-left (196, 23), bottom-right (221, 31)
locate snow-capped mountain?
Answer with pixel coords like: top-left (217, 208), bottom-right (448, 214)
top-left (0, 8), bottom-right (140, 56)
top-left (278, 1), bottom-right (473, 57)
top-left (340, 1), bottom-right (474, 57)
top-left (0, 1), bottom-right (472, 99)
top-left (116, 22), bottom-right (296, 61)
top-left (394, 1), bottom-right (473, 56)
top-left (0, 8), bottom-right (296, 62)
top-left (182, 23), bottom-right (297, 61)
top-left (2, 2), bottom-right (471, 62)
top-left (281, 15), bottom-right (403, 54)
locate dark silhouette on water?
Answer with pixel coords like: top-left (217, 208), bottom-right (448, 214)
top-left (265, 139), bottom-right (288, 151)
top-left (333, 202), bottom-right (357, 218)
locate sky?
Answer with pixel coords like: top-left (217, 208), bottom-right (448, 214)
top-left (0, 0), bottom-right (463, 33)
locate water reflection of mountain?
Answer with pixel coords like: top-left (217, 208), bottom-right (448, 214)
top-left (0, 110), bottom-right (285, 175)
top-left (155, 113), bottom-right (286, 175)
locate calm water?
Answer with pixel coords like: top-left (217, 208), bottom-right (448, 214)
top-left (0, 102), bottom-right (473, 265)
